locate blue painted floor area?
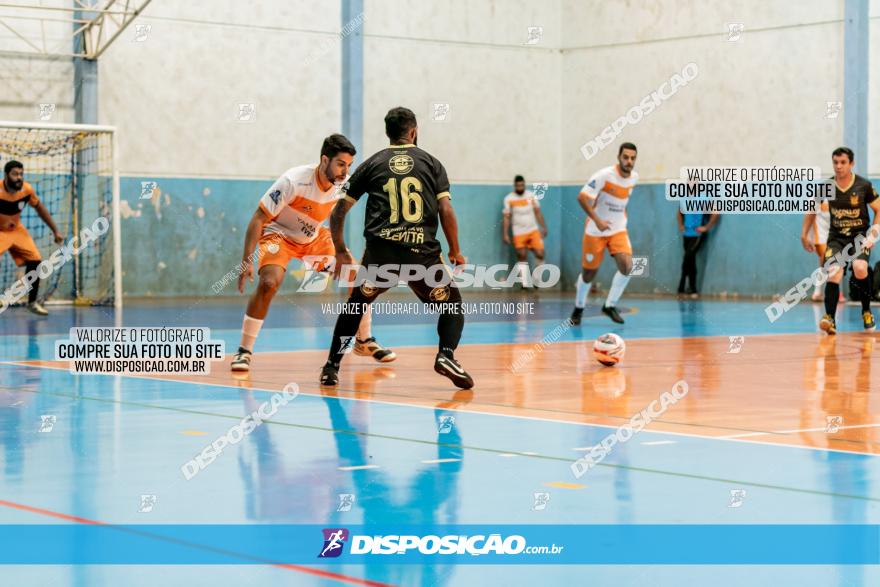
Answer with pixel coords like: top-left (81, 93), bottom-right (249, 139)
top-left (1, 295), bottom-right (879, 586)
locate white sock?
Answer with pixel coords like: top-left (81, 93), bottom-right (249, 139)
top-left (813, 278), bottom-right (822, 295)
top-left (357, 305), bottom-right (372, 341)
top-left (516, 261), bottom-right (533, 287)
top-left (605, 271), bottom-right (631, 307)
top-left (239, 315), bottom-right (264, 352)
top-left (575, 275), bottom-right (591, 308)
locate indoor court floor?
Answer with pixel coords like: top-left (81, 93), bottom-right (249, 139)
top-left (0, 294), bottom-right (878, 586)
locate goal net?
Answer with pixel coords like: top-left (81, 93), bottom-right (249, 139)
top-left (0, 121), bottom-right (120, 308)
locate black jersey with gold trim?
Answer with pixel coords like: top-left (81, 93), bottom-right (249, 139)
top-left (828, 174), bottom-right (878, 237)
top-left (342, 144), bottom-right (451, 256)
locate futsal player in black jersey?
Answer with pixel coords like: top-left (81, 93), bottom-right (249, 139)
top-left (809, 147), bottom-right (880, 333)
top-left (319, 107), bottom-right (474, 389)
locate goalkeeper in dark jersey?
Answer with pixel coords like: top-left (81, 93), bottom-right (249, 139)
top-left (319, 107), bottom-right (473, 389)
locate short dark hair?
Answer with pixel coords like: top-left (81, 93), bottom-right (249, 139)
top-left (832, 146), bottom-right (854, 163)
top-left (385, 107), bottom-right (417, 142)
top-left (618, 142), bottom-right (637, 155)
top-left (514, 175), bottom-right (525, 183)
top-left (4, 160), bottom-right (23, 175)
top-left (321, 134), bottom-right (356, 160)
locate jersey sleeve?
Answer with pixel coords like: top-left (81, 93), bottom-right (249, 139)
top-left (434, 159), bottom-right (451, 200)
top-left (258, 174), bottom-right (293, 220)
top-left (24, 182), bottom-right (39, 207)
top-left (580, 170), bottom-right (605, 200)
top-left (502, 194), bottom-right (512, 214)
top-left (530, 191), bottom-right (541, 209)
top-left (340, 160), bottom-right (370, 204)
top-left (867, 181), bottom-right (879, 204)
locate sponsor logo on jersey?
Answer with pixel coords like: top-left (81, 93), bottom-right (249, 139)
top-left (389, 154), bottom-right (414, 175)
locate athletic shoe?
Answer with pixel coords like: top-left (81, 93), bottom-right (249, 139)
top-left (230, 347), bottom-right (252, 371)
top-left (354, 337), bottom-right (397, 362)
top-left (689, 292), bottom-right (700, 300)
top-left (570, 307), bottom-right (583, 326)
top-left (602, 305), bottom-right (624, 324)
top-left (863, 311), bottom-right (876, 332)
top-left (811, 291), bottom-right (824, 302)
top-left (320, 363), bottom-right (339, 386)
top-left (434, 352), bottom-right (474, 389)
top-left (27, 301), bottom-right (48, 316)
top-left (819, 313), bottom-right (837, 335)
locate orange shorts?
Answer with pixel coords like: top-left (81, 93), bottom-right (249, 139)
top-left (582, 231), bottom-right (631, 270)
top-left (512, 230), bottom-right (544, 251)
top-left (0, 223), bottom-right (41, 266)
top-left (257, 227), bottom-right (335, 272)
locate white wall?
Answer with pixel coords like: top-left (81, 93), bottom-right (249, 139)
top-left (362, 0), bottom-right (562, 185)
top-left (98, 1), bottom-right (343, 178)
top-left (561, 0), bottom-right (847, 183)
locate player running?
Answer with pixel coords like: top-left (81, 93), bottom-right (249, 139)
top-left (231, 135), bottom-right (395, 371)
top-left (502, 175), bottom-right (547, 288)
top-left (0, 160), bottom-right (64, 316)
top-left (320, 106), bottom-right (473, 389)
top-left (570, 143), bottom-right (639, 325)
top-left (805, 147), bottom-right (880, 334)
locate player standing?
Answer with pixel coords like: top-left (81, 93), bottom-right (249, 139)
top-left (319, 106), bottom-right (473, 389)
top-left (0, 160), bottom-right (64, 315)
top-left (806, 147), bottom-right (879, 334)
top-left (502, 175), bottom-right (547, 289)
top-left (231, 135), bottom-right (395, 371)
top-left (570, 143), bottom-right (639, 325)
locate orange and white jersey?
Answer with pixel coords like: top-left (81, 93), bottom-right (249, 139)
top-left (811, 199), bottom-right (830, 245)
top-left (259, 164), bottom-right (344, 244)
top-left (502, 191), bottom-right (540, 236)
top-left (580, 165), bottom-right (639, 237)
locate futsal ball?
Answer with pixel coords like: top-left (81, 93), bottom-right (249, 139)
top-left (593, 333), bottom-right (625, 367)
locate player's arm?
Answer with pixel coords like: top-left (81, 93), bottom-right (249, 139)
top-left (534, 205), bottom-right (548, 237)
top-left (439, 197), bottom-right (465, 266)
top-left (577, 191), bottom-right (609, 232)
top-left (677, 209), bottom-right (685, 233)
top-left (238, 207), bottom-right (270, 293)
top-left (800, 212), bottom-right (816, 253)
top-left (865, 196), bottom-right (880, 250)
top-left (329, 198), bottom-right (355, 277)
top-left (30, 195), bottom-right (63, 244)
top-left (502, 211), bottom-right (511, 245)
top-left (697, 213), bottom-right (719, 234)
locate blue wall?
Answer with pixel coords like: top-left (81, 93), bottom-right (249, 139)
top-left (118, 177), bottom-right (879, 298)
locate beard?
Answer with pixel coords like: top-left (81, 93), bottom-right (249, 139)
top-left (7, 179), bottom-right (22, 191)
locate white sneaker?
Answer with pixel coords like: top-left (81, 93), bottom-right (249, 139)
top-left (27, 301), bottom-right (49, 316)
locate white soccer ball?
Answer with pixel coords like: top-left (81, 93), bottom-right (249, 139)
top-left (593, 333), bottom-right (625, 367)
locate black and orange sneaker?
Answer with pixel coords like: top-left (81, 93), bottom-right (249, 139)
top-left (863, 311), bottom-right (876, 332)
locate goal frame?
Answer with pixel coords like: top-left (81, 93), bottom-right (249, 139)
top-left (0, 120), bottom-right (122, 310)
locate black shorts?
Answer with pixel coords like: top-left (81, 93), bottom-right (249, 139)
top-left (824, 232), bottom-right (871, 267)
top-left (354, 238), bottom-right (462, 305)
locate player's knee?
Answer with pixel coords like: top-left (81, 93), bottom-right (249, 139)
top-left (582, 268), bottom-right (596, 282)
top-left (853, 261), bottom-right (869, 280)
top-left (620, 261), bottom-right (633, 276)
top-left (515, 249), bottom-right (527, 261)
top-left (257, 273), bottom-right (282, 294)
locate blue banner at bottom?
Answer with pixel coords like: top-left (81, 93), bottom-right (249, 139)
top-left (0, 525), bottom-right (877, 565)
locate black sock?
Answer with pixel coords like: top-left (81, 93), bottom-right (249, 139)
top-left (25, 261), bottom-right (40, 303)
top-left (437, 305), bottom-right (464, 357)
top-left (824, 282), bottom-right (840, 316)
top-left (856, 277), bottom-right (872, 313)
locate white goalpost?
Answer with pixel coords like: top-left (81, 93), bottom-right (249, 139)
top-left (0, 120), bottom-right (122, 309)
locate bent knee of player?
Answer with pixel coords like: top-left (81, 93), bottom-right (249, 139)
top-left (853, 260), bottom-right (869, 279)
top-left (581, 268), bottom-right (597, 282)
top-left (257, 272), bottom-right (283, 294)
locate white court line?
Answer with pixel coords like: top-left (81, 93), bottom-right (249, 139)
top-left (4, 360), bottom-right (880, 459)
top-left (337, 465), bottom-right (379, 471)
top-left (641, 440), bottom-right (677, 446)
top-left (421, 458), bottom-right (461, 464)
top-left (721, 423), bottom-right (880, 439)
